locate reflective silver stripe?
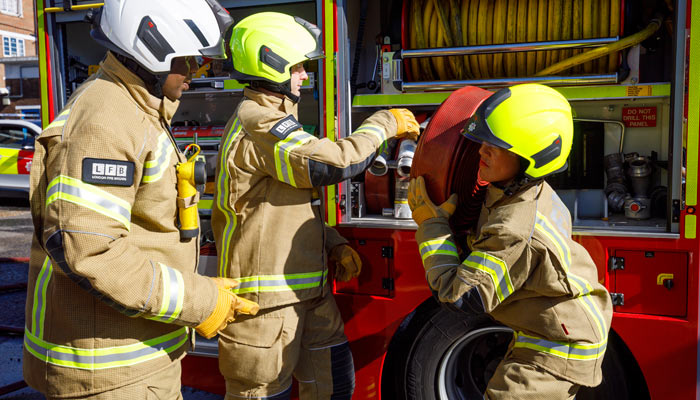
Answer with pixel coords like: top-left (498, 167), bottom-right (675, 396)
top-left (142, 133), bottom-right (174, 183)
top-left (151, 263), bottom-right (184, 323)
top-left (274, 130), bottom-right (315, 186)
top-left (462, 251), bottom-right (514, 303)
top-left (535, 211), bottom-right (607, 339)
top-left (31, 257), bottom-right (52, 339)
top-left (46, 175), bottom-right (131, 230)
top-left (535, 212), bottom-right (572, 268)
top-left (232, 271), bottom-right (325, 294)
top-left (354, 124), bottom-right (387, 152)
top-left (216, 119), bottom-right (243, 277)
top-left (419, 239), bottom-right (459, 262)
top-left (24, 326), bottom-right (189, 370)
top-left (46, 108), bottom-right (70, 130)
top-left (514, 332), bottom-right (607, 360)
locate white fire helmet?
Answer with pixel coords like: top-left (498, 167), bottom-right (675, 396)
top-left (91, 0), bottom-right (234, 74)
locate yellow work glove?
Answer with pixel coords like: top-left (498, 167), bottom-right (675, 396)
top-left (330, 244), bottom-right (362, 282)
top-left (389, 108), bottom-right (420, 141)
top-left (407, 176), bottom-right (458, 225)
top-left (195, 278), bottom-right (260, 339)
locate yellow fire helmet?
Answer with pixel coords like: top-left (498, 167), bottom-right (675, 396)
top-left (229, 12), bottom-right (323, 85)
top-left (461, 83), bottom-right (574, 179)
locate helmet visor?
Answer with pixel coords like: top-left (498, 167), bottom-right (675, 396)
top-left (199, 0), bottom-right (234, 59)
top-left (294, 16), bottom-right (324, 60)
top-left (460, 88), bottom-right (513, 149)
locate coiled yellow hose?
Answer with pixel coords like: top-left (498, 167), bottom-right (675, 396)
top-left (406, 0), bottom-right (622, 80)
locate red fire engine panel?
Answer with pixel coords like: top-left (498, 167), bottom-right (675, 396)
top-left (613, 250), bottom-right (688, 317)
top-left (335, 238), bottom-right (393, 297)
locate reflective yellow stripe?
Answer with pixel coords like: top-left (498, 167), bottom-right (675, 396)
top-left (686, 0), bottom-right (700, 208)
top-left (24, 326), bottom-right (188, 370)
top-left (462, 251), bottom-right (513, 303)
top-left (216, 119), bottom-right (243, 277)
top-left (535, 211), bottom-right (607, 340)
top-left (685, 215), bottom-right (697, 239)
top-left (46, 108), bottom-right (70, 130)
top-left (148, 263), bottom-right (184, 323)
top-left (46, 175), bottom-right (131, 230)
top-left (274, 130), bottom-right (315, 187)
top-left (513, 331), bottom-right (607, 361)
top-left (231, 270), bottom-right (326, 294)
top-left (31, 257), bottom-right (52, 339)
top-left (418, 239), bottom-right (459, 262)
top-left (0, 148), bottom-right (19, 174)
top-left (142, 133), bottom-right (174, 183)
top-left (353, 124), bottom-right (387, 153)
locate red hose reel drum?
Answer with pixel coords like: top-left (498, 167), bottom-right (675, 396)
top-left (411, 85), bottom-right (493, 235)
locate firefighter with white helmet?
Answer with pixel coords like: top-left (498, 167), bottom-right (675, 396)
top-left (212, 11), bottom-right (420, 399)
top-left (409, 84), bottom-right (613, 398)
top-left (23, 1), bottom-right (259, 398)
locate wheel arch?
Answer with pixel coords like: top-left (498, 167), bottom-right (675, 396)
top-left (379, 296), bottom-right (651, 400)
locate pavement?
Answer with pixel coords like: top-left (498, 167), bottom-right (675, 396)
top-left (0, 198), bottom-right (31, 259)
top-left (0, 198), bottom-right (223, 399)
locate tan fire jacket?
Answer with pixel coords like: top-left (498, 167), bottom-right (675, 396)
top-left (212, 87), bottom-right (397, 309)
top-left (24, 52), bottom-right (220, 398)
top-left (416, 182), bottom-right (613, 387)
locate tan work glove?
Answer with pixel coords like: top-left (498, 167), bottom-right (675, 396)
top-left (408, 176), bottom-right (458, 225)
top-left (195, 278), bottom-right (260, 339)
top-left (330, 244), bottom-right (362, 282)
top-left (389, 108), bottom-right (420, 141)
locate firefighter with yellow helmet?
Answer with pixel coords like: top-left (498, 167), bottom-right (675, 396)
top-left (408, 84), bottom-right (613, 398)
top-left (23, 1), bottom-right (259, 398)
top-left (212, 12), bottom-right (420, 399)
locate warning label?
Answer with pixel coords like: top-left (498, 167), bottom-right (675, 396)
top-left (622, 106), bottom-right (657, 128)
top-left (626, 86), bottom-right (652, 97)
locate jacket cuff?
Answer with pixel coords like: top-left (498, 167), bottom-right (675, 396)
top-left (415, 217), bottom-right (453, 244)
top-left (195, 288), bottom-right (232, 338)
top-left (325, 225), bottom-right (349, 253)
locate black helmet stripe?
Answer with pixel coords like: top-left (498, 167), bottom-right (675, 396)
top-left (184, 19), bottom-right (210, 47)
top-left (136, 16), bottom-right (175, 62)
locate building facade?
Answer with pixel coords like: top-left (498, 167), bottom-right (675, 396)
top-left (0, 0), bottom-right (38, 118)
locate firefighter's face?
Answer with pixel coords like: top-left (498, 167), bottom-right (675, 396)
top-left (478, 141), bottom-right (521, 184)
top-left (162, 56), bottom-right (198, 101)
top-left (290, 62), bottom-right (308, 97)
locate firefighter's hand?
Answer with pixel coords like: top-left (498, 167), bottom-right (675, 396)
top-left (330, 244), bottom-right (362, 282)
top-left (389, 108), bottom-right (420, 141)
top-left (213, 278), bottom-right (259, 317)
top-left (408, 176), bottom-right (458, 225)
top-left (195, 278), bottom-right (260, 339)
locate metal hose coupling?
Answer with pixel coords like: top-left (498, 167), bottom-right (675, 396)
top-left (603, 153), bottom-right (628, 212)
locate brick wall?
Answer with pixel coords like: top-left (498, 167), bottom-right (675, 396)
top-left (0, 0), bottom-right (37, 114)
top-left (0, 0), bottom-right (36, 57)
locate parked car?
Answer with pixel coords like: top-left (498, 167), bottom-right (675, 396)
top-left (0, 119), bottom-right (42, 198)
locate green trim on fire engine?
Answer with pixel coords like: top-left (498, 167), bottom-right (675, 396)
top-left (351, 84), bottom-right (671, 107)
top-left (323, 0), bottom-right (337, 226)
top-left (37, 0), bottom-right (50, 128)
top-left (686, 0), bottom-right (700, 213)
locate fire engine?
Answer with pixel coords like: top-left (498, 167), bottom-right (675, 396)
top-left (37, 0), bottom-right (698, 398)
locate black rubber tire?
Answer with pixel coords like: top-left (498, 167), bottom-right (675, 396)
top-left (383, 299), bottom-right (643, 400)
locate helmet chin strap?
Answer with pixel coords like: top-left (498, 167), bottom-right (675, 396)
top-left (114, 53), bottom-right (165, 98)
top-left (502, 156), bottom-right (535, 196)
top-left (251, 80), bottom-right (300, 104)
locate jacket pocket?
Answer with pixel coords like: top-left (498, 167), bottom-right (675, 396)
top-left (218, 316), bottom-right (284, 385)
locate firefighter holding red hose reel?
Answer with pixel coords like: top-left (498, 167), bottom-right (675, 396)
top-left (408, 83), bottom-right (613, 399)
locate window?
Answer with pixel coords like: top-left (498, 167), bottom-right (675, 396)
top-left (0, 125), bottom-right (36, 149)
top-left (3, 37), bottom-right (25, 57)
top-left (0, 0), bottom-right (21, 16)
